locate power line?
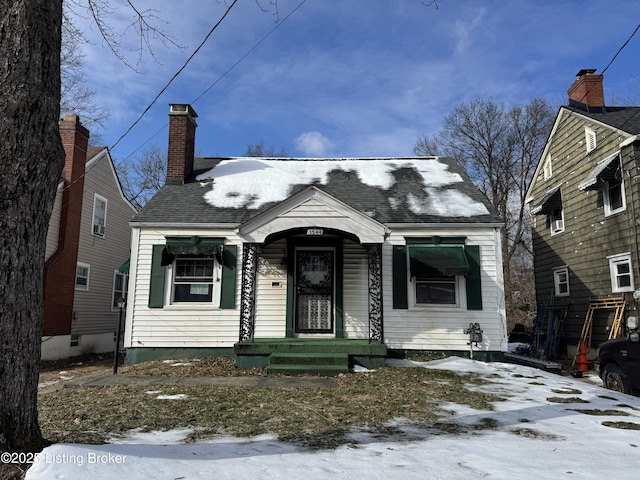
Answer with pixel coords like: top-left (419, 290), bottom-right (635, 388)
top-left (117, 0), bottom-right (309, 163)
top-left (543, 22), bottom-right (640, 157)
top-left (191, 0), bottom-right (309, 105)
top-left (110, 0), bottom-right (239, 151)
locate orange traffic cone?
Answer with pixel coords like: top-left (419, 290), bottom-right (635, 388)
top-left (576, 340), bottom-right (590, 371)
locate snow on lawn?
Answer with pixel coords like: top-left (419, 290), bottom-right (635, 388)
top-left (26, 358), bottom-right (640, 479)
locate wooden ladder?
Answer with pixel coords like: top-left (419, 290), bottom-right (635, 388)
top-left (572, 297), bottom-right (626, 368)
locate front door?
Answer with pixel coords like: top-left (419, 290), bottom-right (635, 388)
top-left (295, 250), bottom-right (334, 334)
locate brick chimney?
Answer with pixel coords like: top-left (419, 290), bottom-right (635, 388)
top-left (166, 104), bottom-right (198, 184)
top-left (567, 69), bottom-right (605, 108)
top-left (43, 115), bottom-right (90, 336)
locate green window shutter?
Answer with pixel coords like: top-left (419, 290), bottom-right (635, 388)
top-left (220, 245), bottom-right (237, 309)
top-left (149, 244), bottom-right (166, 308)
top-left (393, 245), bottom-right (408, 309)
top-left (465, 245), bottom-right (483, 310)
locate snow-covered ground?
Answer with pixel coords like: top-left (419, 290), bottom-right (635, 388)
top-left (26, 358), bottom-right (640, 479)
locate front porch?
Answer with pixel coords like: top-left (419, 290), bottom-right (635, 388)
top-left (234, 338), bottom-right (387, 375)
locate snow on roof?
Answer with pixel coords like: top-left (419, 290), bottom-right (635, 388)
top-left (195, 157), bottom-right (489, 217)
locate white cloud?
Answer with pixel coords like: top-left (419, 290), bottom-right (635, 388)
top-left (294, 131), bottom-right (335, 157)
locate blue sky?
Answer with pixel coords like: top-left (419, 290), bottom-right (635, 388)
top-left (74, 0), bottom-right (640, 163)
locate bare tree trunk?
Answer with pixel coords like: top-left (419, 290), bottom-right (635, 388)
top-left (0, 0), bottom-right (64, 452)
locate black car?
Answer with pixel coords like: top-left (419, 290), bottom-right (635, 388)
top-left (596, 317), bottom-right (640, 396)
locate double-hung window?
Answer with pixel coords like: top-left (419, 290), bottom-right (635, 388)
top-left (608, 253), bottom-right (634, 293)
top-left (76, 263), bottom-right (90, 291)
top-left (392, 238), bottom-right (483, 311)
top-left (549, 208), bottom-right (564, 235)
top-left (112, 271), bottom-right (128, 309)
top-left (553, 266), bottom-right (570, 297)
top-left (604, 178), bottom-right (625, 216)
top-left (415, 276), bottom-right (457, 305)
top-left (173, 256), bottom-right (216, 303)
top-left (92, 194), bottom-right (107, 237)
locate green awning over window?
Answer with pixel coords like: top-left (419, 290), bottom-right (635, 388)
top-left (409, 246), bottom-right (470, 277)
top-left (118, 259), bottom-right (130, 274)
top-left (161, 236), bottom-right (224, 266)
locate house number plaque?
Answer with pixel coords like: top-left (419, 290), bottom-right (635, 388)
top-left (306, 228), bottom-right (323, 236)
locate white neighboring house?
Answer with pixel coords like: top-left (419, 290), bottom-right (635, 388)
top-left (124, 104), bottom-right (507, 371)
top-left (42, 115), bottom-right (137, 360)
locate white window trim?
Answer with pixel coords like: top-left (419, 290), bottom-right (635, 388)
top-left (409, 275), bottom-right (466, 309)
top-left (76, 262), bottom-right (90, 291)
top-left (549, 209), bottom-right (565, 236)
top-left (543, 154), bottom-right (552, 180)
top-left (603, 178), bottom-right (626, 217)
top-left (553, 266), bottom-right (570, 297)
top-left (111, 270), bottom-right (128, 311)
top-left (585, 127), bottom-right (596, 154)
top-left (164, 257), bottom-right (223, 307)
top-left (607, 252), bottom-right (635, 293)
top-left (92, 194), bottom-right (108, 237)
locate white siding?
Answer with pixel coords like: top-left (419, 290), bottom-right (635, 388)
top-left (127, 225), bottom-right (506, 352)
top-left (72, 152), bottom-right (136, 335)
top-left (383, 227), bottom-right (507, 352)
top-left (342, 240), bottom-right (369, 339)
top-left (254, 240), bottom-right (288, 338)
top-left (126, 228), bottom-right (243, 348)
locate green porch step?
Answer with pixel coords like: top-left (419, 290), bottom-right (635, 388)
top-left (234, 339), bottom-right (387, 372)
top-left (267, 352), bottom-right (349, 376)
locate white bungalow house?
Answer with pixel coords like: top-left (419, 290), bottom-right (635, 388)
top-left (123, 104), bottom-right (507, 373)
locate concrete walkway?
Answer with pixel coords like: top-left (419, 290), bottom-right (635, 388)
top-left (64, 374), bottom-right (338, 389)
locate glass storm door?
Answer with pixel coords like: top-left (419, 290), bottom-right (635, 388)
top-left (295, 250), bottom-right (334, 333)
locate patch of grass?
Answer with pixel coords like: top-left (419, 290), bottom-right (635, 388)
top-left (120, 357), bottom-right (264, 377)
top-left (598, 395), bottom-right (618, 400)
top-left (615, 404), bottom-right (640, 411)
top-left (602, 421), bottom-right (640, 430)
top-left (510, 428), bottom-right (561, 440)
top-left (529, 382), bottom-right (546, 386)
top-left (570, 409), bottom-right (630, 416)
top-left (38, 367), bottom-right (501, 449)
top-left (546, 397), bottom-right (589, 404)
top-left (512, 374), bottom-right (543, 379)
top-left (551, 388), bottom-right (582, 395)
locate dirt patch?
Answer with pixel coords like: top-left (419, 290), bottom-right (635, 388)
top-left (38, 354), bottom-right (114, 394)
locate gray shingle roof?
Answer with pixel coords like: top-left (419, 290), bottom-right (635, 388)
top-left (568, 101), bottom-right (640, 134)
top-left (132, 156), bottom-right (502, 225)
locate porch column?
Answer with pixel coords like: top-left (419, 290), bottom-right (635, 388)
top-left (367, 243), bottom-right (383, 342)
top-left (239, 243), bottom-right (258, 341)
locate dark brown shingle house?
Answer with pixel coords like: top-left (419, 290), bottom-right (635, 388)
top-left (526, 70), bottom-right (640, 360)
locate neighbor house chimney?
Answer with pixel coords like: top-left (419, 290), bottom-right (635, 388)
top-left (43, 115), bottom-right (90, 336)
top-left (567, 69), bottom-right (605, 108)
top-left (167, 104), bottom-right (198, 184)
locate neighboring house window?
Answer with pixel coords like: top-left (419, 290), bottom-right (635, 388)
top-left (548, 208), bottom-right (564, 235)
top-left (608, 253), bottom-right (634, 293)
top-left (112, 271), bottom-right (128, 310)
top-left (76, 263), bottom-right (90, 290)
top-left (553, 267), bottom-right (570, 297)
top-left (585, 127), bottom-right (596, 154)
top-left (92, 194), bottom-right (107, 237)
top-left (543, 154), bottom-right (553, 180)
top-left (604, 178), bottom-right (626, 216)
top-left (172, 256), bottom-right (216, 303)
